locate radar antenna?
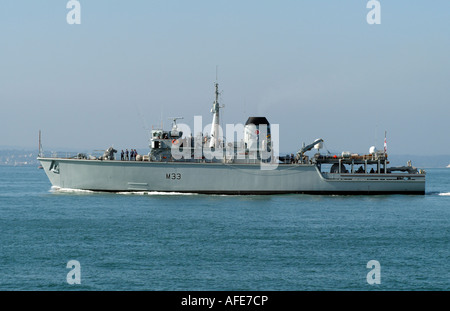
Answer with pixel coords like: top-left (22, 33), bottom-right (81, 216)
top-left (168, 117), bottom-right (184, 129)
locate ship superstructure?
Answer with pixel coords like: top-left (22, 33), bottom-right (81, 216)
top-left (38, 83), bottom-right (426, 195)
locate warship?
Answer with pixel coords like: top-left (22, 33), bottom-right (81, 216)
top-left (38, 83), bottom-right (426, 195)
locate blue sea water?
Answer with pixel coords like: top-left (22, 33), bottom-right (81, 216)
top-left (0, 166), bottom-right (449, 291)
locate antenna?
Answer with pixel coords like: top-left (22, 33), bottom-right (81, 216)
top-left (38, 130), bottom-right (43, 157)
top-left (168, 117), bottom-right (184, 128)
top-left (216, 65), bottom-right (219, 83)
top-left (135, 104), bottom-right (151, 141)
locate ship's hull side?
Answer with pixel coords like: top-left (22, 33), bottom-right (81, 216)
top-left (38, 158), bottom-right (425, 195)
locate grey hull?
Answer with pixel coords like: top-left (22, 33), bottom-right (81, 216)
top-left (38, 158), bottom-right (426, 195)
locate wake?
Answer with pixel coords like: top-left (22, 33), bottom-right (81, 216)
top-left (50, 187), bottom-right (196, 196)
top-left (50, 186), bottom-right (94, 194)
top-left (117, 191), bottom-right (197, 196)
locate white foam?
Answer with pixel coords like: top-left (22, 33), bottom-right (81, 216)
top-left (50, 186), bottom-right (94, 194)
top-left (131, 191), bottom-right (197, 196)
top-left (438, 192), bottom-right (450, 196)
top-left (148, 191), bottom-right (196, 196)
top-left (116, 191), bottom-right (147, 195)
top-left (50, 187), bottom-right (196, 196)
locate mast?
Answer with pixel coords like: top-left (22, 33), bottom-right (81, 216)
top-left (209, 82), bottom-right (221, 148)
top-left (38, 130), bottom-right (43, 157)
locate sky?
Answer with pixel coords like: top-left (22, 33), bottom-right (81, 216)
top-left (1, 0), bottom-right (449, 156)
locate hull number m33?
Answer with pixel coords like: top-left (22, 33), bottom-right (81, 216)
top-left (166, 173), bottom-right (181, 180)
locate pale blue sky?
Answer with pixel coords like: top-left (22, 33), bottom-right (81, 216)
top-left (1, 1), bottom-right (449, 156)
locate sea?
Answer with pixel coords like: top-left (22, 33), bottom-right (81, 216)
top-left (0, 165), bottom-right (449, 292)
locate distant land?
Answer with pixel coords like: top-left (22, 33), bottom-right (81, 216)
top-left (0, 149), bottom-right (41, 166)
top-left (1, 148), bottom-right (449, 168)
top-left (387, 154), bottom-right (450, 169)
